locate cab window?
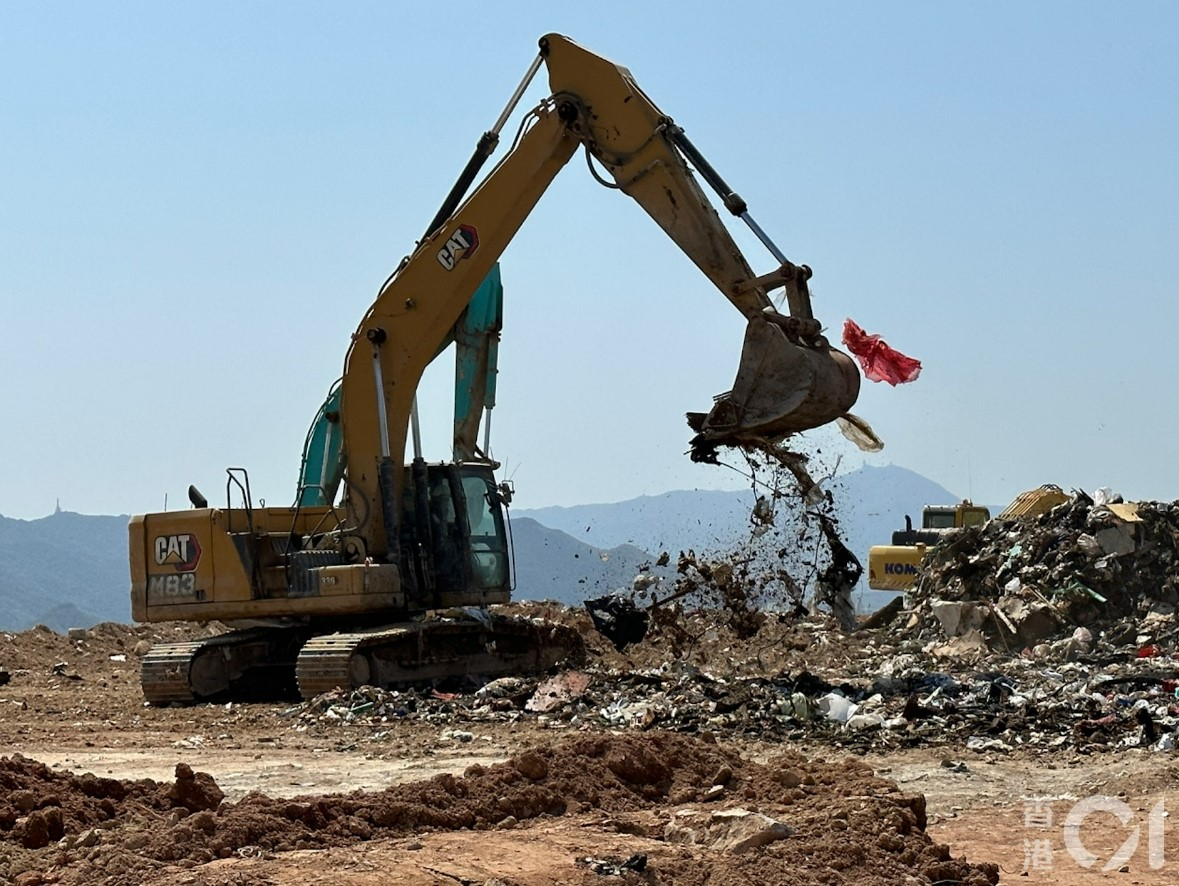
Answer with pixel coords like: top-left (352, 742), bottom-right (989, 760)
top-left (460, 473), bottom-right (509, 590)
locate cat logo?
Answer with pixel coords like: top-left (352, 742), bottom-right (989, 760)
top-left (436, 224), bottom-right (479, 270)
top-left (154, 533), bottom-right (202, 572)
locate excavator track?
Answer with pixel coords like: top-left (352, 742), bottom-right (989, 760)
top-left (140, 640), bottom-right (209, 705)
top-left (141, 614), bottom-right (584, 704)
top-left (296, 613), bottom-right (585, 700)
top-left (140, 627), bottom-right (309, 705)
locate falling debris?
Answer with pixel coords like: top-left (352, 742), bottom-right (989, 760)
top-left (812, 513), bottom-right (862, 632)
top-left (585, 595), bottom-right (651, 650)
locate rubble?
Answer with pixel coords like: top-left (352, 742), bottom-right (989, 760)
top-left (664, 806), bottom-right (793, 853)
top-left (887, 489), bottom-right (1179, 752)
top-left (910, 490), bottom-right (1176, 647)
top-left (268, 563), bottom-right (1179, 757)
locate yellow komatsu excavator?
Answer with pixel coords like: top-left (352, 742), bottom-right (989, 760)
top-left (867, 485), bottom-right (1071, 591)
top-left (130, 34), bottom-right (861, 704)
top-left (867, 501), bottom-right (991, 592)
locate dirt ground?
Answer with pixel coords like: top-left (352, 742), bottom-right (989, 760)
top-left (2, 614), bottom-right (1178, 884)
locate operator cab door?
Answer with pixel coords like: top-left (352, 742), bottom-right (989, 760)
top-left (423, 465), bottom-right (467, 595)
top-left (457, 467), bottom-right (510, 594)
top-left (422, 464), bottom-right (510, 603)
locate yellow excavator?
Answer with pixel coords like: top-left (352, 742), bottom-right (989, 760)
top-left (866, 501), bottom-right (991, 592)
top-left (867, 485), bottom-right (1071, 591)
top-left (130, 34), bottom-right (861, 703)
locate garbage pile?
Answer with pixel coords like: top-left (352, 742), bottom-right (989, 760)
top-left (910, 490), bottom-right (1179, 653)
top-left (277, 603), bottom-right (1179, 756)
top-left (266, 492), bottom-right (1179, 758)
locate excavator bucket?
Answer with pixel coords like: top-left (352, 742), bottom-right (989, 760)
top-left (688, 318), bottom-right (861, 459)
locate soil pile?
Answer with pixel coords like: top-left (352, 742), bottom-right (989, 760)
top-left (0, 732), bottom-right (997, 886)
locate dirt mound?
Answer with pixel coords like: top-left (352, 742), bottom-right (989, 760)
top-left (0, 753), bottom-right (220, 882)
top-left (0, 619), bottom-right (222, 698)
top-left (1, 732), bottom-right (997, 886)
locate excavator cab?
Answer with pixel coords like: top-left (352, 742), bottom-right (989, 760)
top-left (400, 462), bottom-right (511, 609)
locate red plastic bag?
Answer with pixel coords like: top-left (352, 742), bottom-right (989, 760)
top-left (841, 319), bottom-right (922, 385)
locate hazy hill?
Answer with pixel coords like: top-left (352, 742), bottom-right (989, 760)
top-left (509, 517), bottom-right (669, 606)
top-left (514, 464), bottom-right (959, 559)
top-left (0, 465), bottom-right (962, 631)
top-left (0, 510), bottom-right (131, 631)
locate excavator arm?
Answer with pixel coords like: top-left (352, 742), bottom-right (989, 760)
top-left (339, 33), bottom-right (859, 562)
top-left (540, 35), bottom-right (859, 453)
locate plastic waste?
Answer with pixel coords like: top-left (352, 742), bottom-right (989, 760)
top-left (1093, 487), bottom-right (1120, 506)
top-left (841, 319), bottom-right (922, 385)
top-left (816, 692), bottom-right (857, 724)
top-left (845, 712), bottom-right (885, 731)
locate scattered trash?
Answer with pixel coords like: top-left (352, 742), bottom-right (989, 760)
top-left (577, 853), bottom-right (648, 876)
top-left (817, 692), bottom-right (857, 724)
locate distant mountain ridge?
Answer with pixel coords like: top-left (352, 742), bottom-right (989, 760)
top-left (0, 510), bottom-right (131, 631)
top-left (514, 464), bottom-right (960, 561)
top-left (0, 465), bottom-right (959, 632)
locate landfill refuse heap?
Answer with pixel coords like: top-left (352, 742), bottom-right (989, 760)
top-left (277, 601), bottom-right (1179, 756)
top-left (910, 490), bottom-right (1178, 651)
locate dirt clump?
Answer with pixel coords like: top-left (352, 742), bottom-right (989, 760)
top-left (0, 754), bottom-right (225, 881)
top-left (167, 763), bottom-right (224, 813)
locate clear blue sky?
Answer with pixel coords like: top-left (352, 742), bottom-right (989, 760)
top-left (2, 2), bottom-right (1176, 520)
